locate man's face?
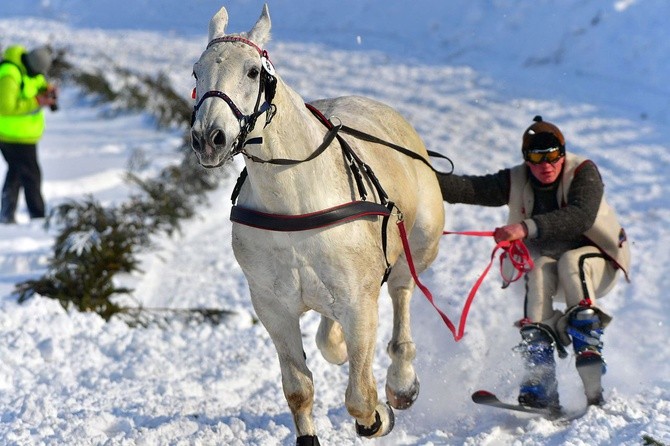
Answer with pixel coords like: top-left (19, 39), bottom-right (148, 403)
top-left (526, 156), bottom-right (565, 184)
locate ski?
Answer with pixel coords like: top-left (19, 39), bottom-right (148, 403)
top-left (472, 390), bottom-right (557, 416)
top-left (471, 390), bottom-right (588, 421)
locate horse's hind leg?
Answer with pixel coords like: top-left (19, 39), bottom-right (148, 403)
top-left (385, 272), bottom-right (421, 410)
top-left (315, 316), bottom-right (348, 365)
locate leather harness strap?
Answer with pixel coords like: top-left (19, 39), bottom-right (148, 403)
top-left (230, 200), bottom-right (391, 232)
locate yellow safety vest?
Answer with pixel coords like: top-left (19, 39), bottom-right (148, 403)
top-left (0, 59), bottom-right (48, 144)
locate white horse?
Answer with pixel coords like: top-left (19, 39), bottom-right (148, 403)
top-left (190, 5), bottom-right (445, 444)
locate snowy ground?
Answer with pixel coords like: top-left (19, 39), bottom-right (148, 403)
top-left (1, 1), bottom-right (669, 445)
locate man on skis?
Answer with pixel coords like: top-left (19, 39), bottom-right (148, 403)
top-left (438, 116), bottom-right (631, 410)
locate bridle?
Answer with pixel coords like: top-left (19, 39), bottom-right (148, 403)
top-left (191, 36), bottom-right (277, 155)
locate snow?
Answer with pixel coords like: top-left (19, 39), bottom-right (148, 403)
top-left (1, 1), bottom-right (669, 445)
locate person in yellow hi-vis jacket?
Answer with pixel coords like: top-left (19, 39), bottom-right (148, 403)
top-left (438, 116), bottom-right (631, 411)
top-left (0, 44), bottom-right (57, 223)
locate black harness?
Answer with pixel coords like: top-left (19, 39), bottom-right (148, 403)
top-left (228, 102), bottom-right (398, 282)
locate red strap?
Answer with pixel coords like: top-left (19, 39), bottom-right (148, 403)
top-left (443, 230), bottom-right (533, 286)
top-left (398, 225), bottom-right (533, 341)
top-left (398, 221), bottom-right (460, 338)
top-left (497, 238), bottom-right (534, 285)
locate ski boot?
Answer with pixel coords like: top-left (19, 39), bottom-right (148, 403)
top-left (567, 305), bottom-right (606, 406)
top-left (516, 324), bottom-right (561, 412)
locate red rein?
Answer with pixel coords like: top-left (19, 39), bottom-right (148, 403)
top-left (397, 224), bottom-right (534, 341)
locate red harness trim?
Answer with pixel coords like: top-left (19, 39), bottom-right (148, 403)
top-left (398, 225), bottom-right (534, 341)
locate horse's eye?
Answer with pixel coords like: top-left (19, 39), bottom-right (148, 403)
top-left (192, 71), bottom-right (198, 80)
top-left (247, 67), bottom-right (260, 79)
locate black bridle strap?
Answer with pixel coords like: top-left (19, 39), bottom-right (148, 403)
top-left (194, 90), bottom-right (246, 121)
top-left (237, 102), bottom-right (453, 179)
top-left (229, 122), bottom-right (341, 203)
top-left (241, 122), bottom-right (341, 165)
top-left (338, 124), bottom-right (454, 175)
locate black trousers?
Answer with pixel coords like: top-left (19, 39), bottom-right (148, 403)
top-left (0, 141), bottom-right (45, 220)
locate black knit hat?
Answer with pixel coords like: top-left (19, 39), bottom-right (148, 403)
top-left (522, 115), bottom-right (565, 155)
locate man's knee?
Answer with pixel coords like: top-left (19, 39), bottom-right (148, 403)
top-left (557, 249), bottom-right (585, 278)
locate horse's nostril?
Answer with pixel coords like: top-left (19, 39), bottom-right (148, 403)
top-left (191, 131), bottom-right (201, 151)
top-left (211, 129), bottom-right (226, 147)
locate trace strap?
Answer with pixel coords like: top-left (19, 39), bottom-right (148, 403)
top-left (398, 227), bottom-right (534, 342)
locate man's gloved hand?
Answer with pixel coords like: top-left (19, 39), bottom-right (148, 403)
top-left (493, 222), bottom-right (528, 243)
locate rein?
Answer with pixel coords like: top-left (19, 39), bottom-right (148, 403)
top-left (231, 104), bottom-right (454, 176)
top-left (443, 230), bottom-right (535, 288)
top-left (338, 124), bottom-right (454, 175)
top-left (399, 229), bottom-right (533, 342)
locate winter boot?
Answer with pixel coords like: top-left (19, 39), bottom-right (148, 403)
top-left (567, 306), bottom-right (606, 406)
top-left (0, 192), bottom-right (16, 224)
top-left (516, 324), bottom-right (561, 411)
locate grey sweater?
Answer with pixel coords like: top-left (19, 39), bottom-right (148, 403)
top-left (437, 160), bottom-right (604, 259)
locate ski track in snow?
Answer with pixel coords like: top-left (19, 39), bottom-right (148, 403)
top-left (1, 3), bottom-right (670, 445)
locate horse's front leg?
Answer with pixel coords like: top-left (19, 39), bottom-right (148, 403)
top-left (251, 294), bottom-right (318, 443)
top-left (385, 276), bottom-right (420, 409)
top-left (342, 299), bottom-right (395, 438)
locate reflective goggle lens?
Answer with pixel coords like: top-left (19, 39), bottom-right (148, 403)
top-left (525, 148), bottom-right (563, 164)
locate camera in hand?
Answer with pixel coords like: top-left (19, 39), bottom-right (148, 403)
top-left (39, 87), bottom-right (59, 112)
top-left (48, 90), bottom-right (59, 112)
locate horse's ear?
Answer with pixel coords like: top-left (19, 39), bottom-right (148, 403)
top-left (248, 4), bottom-right (272, 47)
top-left (208, 6), bottom-right (229, 41)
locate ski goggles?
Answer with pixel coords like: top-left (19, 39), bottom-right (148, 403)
top-left (524, 147), bottom-right (564, 164)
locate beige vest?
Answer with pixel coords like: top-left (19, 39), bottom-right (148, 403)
top-left (508, 153), bottom-right (631, 281)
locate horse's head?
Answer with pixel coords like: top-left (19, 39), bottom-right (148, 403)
top-left (190, 4), bottom-right (276, 167)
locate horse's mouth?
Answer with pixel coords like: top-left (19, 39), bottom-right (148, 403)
top-left (191, 140), bottom-right (233, 168)
top-left (194, 150), bottom-right (233, 169)
top-left (201, 160), bottom-right (226, 169)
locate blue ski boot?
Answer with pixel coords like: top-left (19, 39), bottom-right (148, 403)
top-left (516, 324), bottom-right (561, 412)
top-left (567, 306), bottom-right (606, 406)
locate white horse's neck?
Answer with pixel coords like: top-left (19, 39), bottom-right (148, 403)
top-left (257, 79), bottom-right (322, 158)
top-left (240, 79), bottom-right (351, 213)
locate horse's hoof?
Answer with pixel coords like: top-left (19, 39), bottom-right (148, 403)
top-left (296, 435), bottom-right (321, 446)
top-left (355, 401), bottom-right (395, 438)
top-left (386, 376), bottom-right (420, 409)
